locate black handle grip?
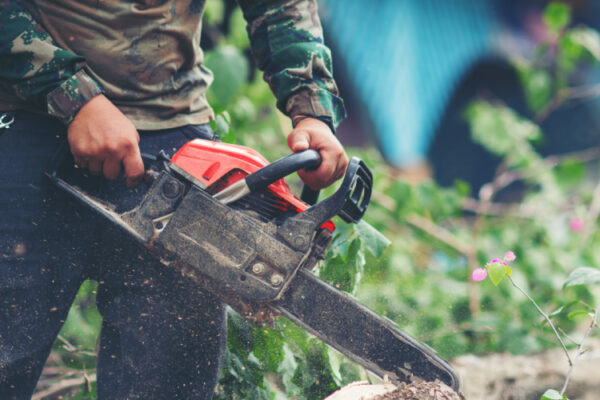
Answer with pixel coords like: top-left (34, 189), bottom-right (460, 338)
top-left (300, 186), bottom-right (320, 205)
top-left (245, 149), bottom-right (321, 192)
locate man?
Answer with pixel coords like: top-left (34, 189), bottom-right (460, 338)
top-left (0, 0), bottom-right (347, 398)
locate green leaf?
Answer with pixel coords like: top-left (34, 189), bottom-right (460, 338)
top-left (567, 310), bottom-right (592, 320)
top-left (522, 68), bottom-right (553, 113)
top-left (566, 27), bottom-right (600, 62)
top-left (453, 179), bottom-right (471, 197)
top-left (548, 300), bottom-right (580, 318)
top-left (211, 112), bottom-right (236, 143)
top-left (338, 361), bottom-right (362, 386)
top-left (555, 160), bottom-right (585, 188)
top-left (278, 318), bottom-right (309, 354)
top-left (543, 2), bottom-right (571, 34)
top-left (228, 7), bottom-right (251, 50)
top-left (320, 238), bottom-right (364, 293)
top-left (354, 220), bottom-right (391, 258)
top-left (388, 181), bottom-right (415, 217)
top-left (515, 59), bottom-right (552, 112)
top-left (541, 388), bottom-right (567, 400)
top-left (204, 45), bottom-right (249, 109)
top-left (563, 267), bottom-right (600, 288)
top-left (226, 309), bottom-right (253, 358)
top-left (291, 340), bottom-right (340, 399)
top-left (488, 262), bottom-right (508, 286)
top-left (252, 326), bottom-right (284, 373)
top-left (203, 0), bottom-right (224, 25)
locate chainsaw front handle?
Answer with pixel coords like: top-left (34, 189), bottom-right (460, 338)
top-left (245, 149), bottom-right (321, 192)
top-left (244, 149), bottom-right (323, 206)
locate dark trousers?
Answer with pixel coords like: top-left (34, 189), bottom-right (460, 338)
top-left (0, 111), bottom-right (226, 400)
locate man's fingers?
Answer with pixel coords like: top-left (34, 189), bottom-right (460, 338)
top-left (103, 156), bottom-right (122, 180)
top-left (67, 94), bottom-right (144, 187)
top-left (299, 156), bottom-right (337, 189)
top-left (88, 159), bottom-right (103, 176)
top-left (122, 147), bottom-right (145, 188)
top-left (74, 156), bottom-right (88, 169)
top-left (287, 118), bottom-right (349, 190)
top-left (299, 147), bottom-right (349, 189)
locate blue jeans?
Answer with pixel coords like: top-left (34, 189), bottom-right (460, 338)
top-left (0, 111), bottom-right (226, 399)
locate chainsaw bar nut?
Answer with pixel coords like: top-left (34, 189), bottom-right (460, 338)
top-left (270, 273), bottom-right (284, 287)
top-left (251, 262), bottom-right (265, 275)
top-left (162, 179), bottom-right (182, 199)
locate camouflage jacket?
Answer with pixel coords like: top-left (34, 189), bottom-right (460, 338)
top-left (0, 0), bottom-right (345, 130)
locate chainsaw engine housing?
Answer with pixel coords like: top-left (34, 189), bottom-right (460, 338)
top-left (50, 139), bottom-right (371, 304)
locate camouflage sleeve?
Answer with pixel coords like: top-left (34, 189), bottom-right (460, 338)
top-left (0, 0), bottom-right (103, 124)
top-left (237, 0), bottom-right (346, 131)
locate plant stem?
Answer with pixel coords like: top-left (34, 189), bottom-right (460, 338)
top-left (405, 214), bottom-right (472, 256)
top-left (507, 276), bottom-right (573, 366)
top-left (560, 308), bottom-right (599, 396)
top-left (32, 373), bottom-right (97, 400)
top-left (582, 178), bottom-right (600, 244)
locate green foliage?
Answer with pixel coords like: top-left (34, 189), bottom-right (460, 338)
top-left (318, 221), bottom-right (390, 294)
top-left (290, 340), bottom-right (339, 400)
top-left (464, 101), bottom-right (541, 167)
top-left (204, 45), bottom-right (249, 110)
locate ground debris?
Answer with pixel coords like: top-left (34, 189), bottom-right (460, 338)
top-left (372, 381), bottom-right (462, 400)
top-left (324, 380), bottom-right (462, 400)
top-left (452, 339), bottom-right (600, 400)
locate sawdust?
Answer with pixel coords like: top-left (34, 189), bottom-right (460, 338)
top-left (324, 380), bottom-right (463, 400)
top-left (372, 381), bottom-right (463, 400)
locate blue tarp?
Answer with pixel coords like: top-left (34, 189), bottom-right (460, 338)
top-left (320, 0), bottom-right (500, 166)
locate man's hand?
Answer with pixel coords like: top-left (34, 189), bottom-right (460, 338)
top-left (287, 118), bottom-right (348, 190)
top-left (67, 94), bottom-right (145, 187)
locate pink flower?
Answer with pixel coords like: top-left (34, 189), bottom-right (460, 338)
top-left (504, 251), bottom-right (516, 262)
top-left (570, 218), bottom-right (584, 233)
top-left (490, 259), bottom-right (501, 264)
top-left (472, 268), bottom-right (488, 282)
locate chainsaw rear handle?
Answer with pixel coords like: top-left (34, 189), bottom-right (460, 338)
top-left (278, 157), bottom-right (372, 251)
top-left (244, 149), bottom-right (321, 194)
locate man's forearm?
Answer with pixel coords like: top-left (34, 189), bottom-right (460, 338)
top-left (237, 0), bottom-right (346, 131)
top-left (0, 0), bottom-right (102, 123)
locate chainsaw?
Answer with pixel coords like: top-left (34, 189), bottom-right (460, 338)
top-left (47, 138), bottom-right (460, 390)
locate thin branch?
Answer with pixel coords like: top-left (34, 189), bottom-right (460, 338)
top-left (564, 83), bottom-right (600, 101)
top-left (534, 89), bottom-right (569, 124)
top-left (560, 308), bottom-right (599, 396)
top-left (481, 146), bottom-right (600, 202)
top-left (534, 83), bottom-right (600, 124)
top-left (56, 335), bottom-right (97, 357)
top-left (405, 214), bottom-right (472, 257)
top-left (32, 374), bottom-right (97, 400)
top-left (461, 198), bottom-right (541, 219)
top-left (557, 327), bottom-right (580, 346)
top-left (508, 276), bottom-right (573, 366)
top-left (582, 178), bottom-right (600, 243)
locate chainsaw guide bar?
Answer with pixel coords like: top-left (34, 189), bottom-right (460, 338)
top-left (47, 139), bottom-right (460, 391)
